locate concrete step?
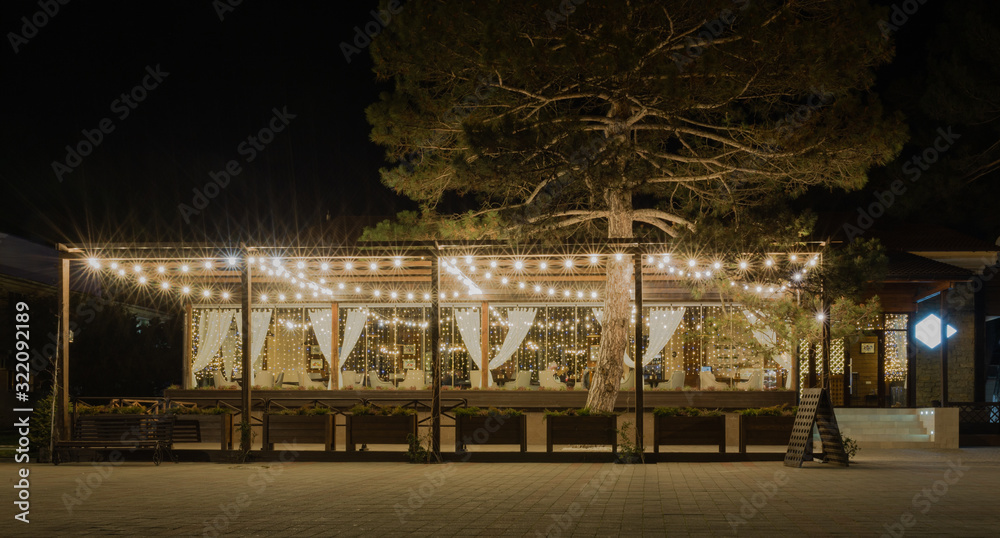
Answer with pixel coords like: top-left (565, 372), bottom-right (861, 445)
top-left (841, 426), bottom-right (926, 435)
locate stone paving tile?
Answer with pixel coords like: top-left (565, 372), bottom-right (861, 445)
top-left (2, 448), bottom-right (998, 536)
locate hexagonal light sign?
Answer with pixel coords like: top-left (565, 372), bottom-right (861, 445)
top-left (915, 314), bottom-right (957, 349)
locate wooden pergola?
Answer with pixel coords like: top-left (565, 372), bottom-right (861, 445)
top-left (55, 240), bottom-right (820, 456)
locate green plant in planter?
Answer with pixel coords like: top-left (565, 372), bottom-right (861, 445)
top-left (453, 406), bottom-right (524, 418)
top-left (348, 404), bottom-right (416, 416)
top-left (738, 404), bottom-right (797, 417)
top-left (275, 405), bottom-right (333, 416)
top-left (616, 420), bottom-right (643, 464)
top-left (165, 406), bottom-right (231, 415)
top-left (652, 407), bottom-right (724, 417)
top-left (75, 404), bottom-right (149, 415)
top-left (543, 407), bottom-right (617, 418)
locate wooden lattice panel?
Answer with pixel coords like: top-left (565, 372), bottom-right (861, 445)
top-left (784, 388), bottom-right (848, 468)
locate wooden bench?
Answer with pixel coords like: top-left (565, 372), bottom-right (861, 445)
top-left (53, 414), bottom-right (177, 465)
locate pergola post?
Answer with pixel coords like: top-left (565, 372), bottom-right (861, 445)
top-left (633, 249), bottom-right (644, 457)
top-left (240, 250), bottom-right (252, 453)
top-left (430, 250), bottom-right (441, 458)
top-left (182, 303), bottom-right (193, 389)
top-left (821, 294), bottom-right (830, 390)
top-left (56, 254), bottom-right (71, 441)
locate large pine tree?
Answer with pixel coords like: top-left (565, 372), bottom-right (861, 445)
top-left (367, 0), bottom-right (905, 411)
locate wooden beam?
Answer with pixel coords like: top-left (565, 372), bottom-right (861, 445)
top-left (240, 253), bottom-right (252, 453)
top-left (182, 302), bottom-right (192, 389)
top-left (633, 252), bottom-right (644, 455)
top-left (430, 255), bottom-right (441, 458)
top-left (57, 257), bottom-right (71, 441)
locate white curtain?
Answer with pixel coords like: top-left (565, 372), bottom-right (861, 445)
top-left (743, 310), bottom-right (792, 388)
top-left (234, 310), bottom-right (274, 384)
top-left (639, 308), bottom-right (686, 367)
top-left (337, 309), bottom-right (368, 388)
top-left (488, 308), bottom-right (537, 371)
top-left (307, 309), bottom-right (335, 388)
top-left (190, 309), bottom-right (236, 386)
top-left (593, 307), bottom-right (685, 368)
top-left (455, 308), bottom-right (484, 382)
top-left (592, 308), bottom-right (634, 366)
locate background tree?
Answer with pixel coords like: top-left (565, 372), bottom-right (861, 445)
top-left (368, 0), bottom-right (906, 410)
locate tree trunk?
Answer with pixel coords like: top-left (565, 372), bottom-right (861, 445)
top-left (585, 189), bottom-right (633, 412)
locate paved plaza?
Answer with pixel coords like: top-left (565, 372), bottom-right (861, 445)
top-left (3, 447), bottom-right (998, 537)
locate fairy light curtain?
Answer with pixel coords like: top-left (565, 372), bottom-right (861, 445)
top-left (337, 308), bottom-right (368, 388)
top-left (234, 309), bottom-right (274, 384)
top-left (191, 309), bottom-right (236, 386)
top-left (593, 307), bottom-right (685, 368)
top-left (488, 307), bottom-right (537, 371)
top-left (743, 309), bottom-right (792, 388)
top-left (454, 307), bottom-right (484, 379)
top-left (307, 309), bottom-right (336, 388)
top-left (220, 327), bottom-right (238, 380)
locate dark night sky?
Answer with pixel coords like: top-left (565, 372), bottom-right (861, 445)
top-left (1, 0), bottom-right (996, 247)
top-left (1, 0), bottom-right (411, 245)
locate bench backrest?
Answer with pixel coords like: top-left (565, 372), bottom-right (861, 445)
top-left (73, 414), bottom-right (177, 443)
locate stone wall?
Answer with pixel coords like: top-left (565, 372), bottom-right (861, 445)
top-left (915, 296), bottom-right (975, 406)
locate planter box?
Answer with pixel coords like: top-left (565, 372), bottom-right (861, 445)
top-left (174, 414), bottom-right (234, 450)
top-left (546, 415), bottom-right (617, 453)
top-left (739, 415), bottom-right (795, 453)
top-left (653, 415), bottom-right (727, 453)
top-left (263, 414), bottom-right (335, 451)
top-left (346, 415), bottom-right (417, 451)
top-left (456, 415), bottom-right (527, 452)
